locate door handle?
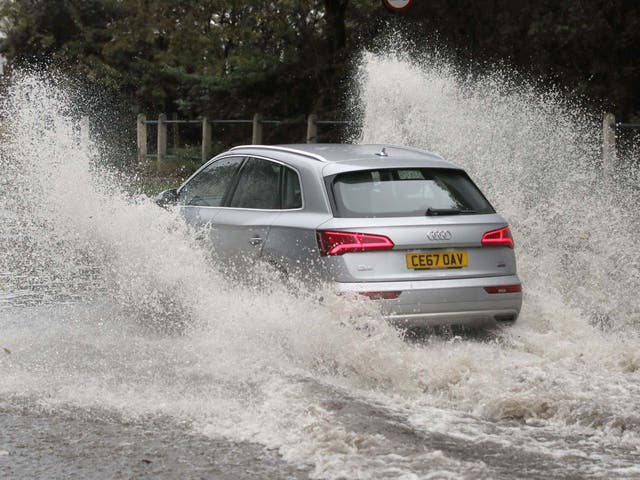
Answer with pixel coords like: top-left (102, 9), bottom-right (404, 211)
top-left (249, 236), bottom-right (263, 246)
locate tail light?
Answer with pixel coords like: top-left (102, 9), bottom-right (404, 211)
top-left (484, 285), bottom-right (522, 294)
top-left (358, 291), bottom-right (401, 300)
top-left (316, 231), bottom-right (394, 256)
top-left (481, 226), bottom-right (514, 249)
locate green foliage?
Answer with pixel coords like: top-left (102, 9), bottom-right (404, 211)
top-left (129, 155), bottom-right (202, 196)
top-left (0, 0), bottom-right (638, 121)
top-left (400, 0), bottom-right (640, 120)
top-left (0, 0), bottom-right (352, 116)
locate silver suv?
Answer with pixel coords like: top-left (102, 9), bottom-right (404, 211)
top-left (156, 144), bottom-right (522, 328)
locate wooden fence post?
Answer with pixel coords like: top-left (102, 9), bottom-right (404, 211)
top-left (252, 113), bottom-right (263, 144)
top-left (306, 114), bottom-right (317, 143)
top-left (157, 113), bottom-right (167, 162)
top-left (136, 113), bottom-right (147, 162)
top-left (79, 116), bottom-right (90, 151)
top-left (171, 112), bottom-right (180, 149)
top-left (602, 112), bottom-right (616, 174)
top-left (202, 117), bottom-right (212, 162)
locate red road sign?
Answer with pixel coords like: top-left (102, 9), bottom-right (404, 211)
top-left (382, 0), bottom-right (413, 12)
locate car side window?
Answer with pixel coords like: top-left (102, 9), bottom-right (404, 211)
top-left (179, 156), bottom-right (243, 206)
top-left (229, 157), bottom-right (282, 209)
top-left (282, 167), bottom-right (302, 209)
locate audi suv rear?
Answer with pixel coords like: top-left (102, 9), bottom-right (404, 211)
top-left (156, 144), bottom-right (522, 328)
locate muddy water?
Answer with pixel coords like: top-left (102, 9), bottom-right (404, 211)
top-left (1, 54), bottom-right (639, 479)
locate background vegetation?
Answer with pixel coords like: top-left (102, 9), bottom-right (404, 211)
top-left (1, 0), bottom-right (638, 122)
top-left (0, 0), bottom-right (638, 190)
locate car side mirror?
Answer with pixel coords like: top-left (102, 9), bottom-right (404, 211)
top-left (155, 188), bottom-right (178, 207)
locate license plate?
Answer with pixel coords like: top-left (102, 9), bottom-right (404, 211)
top-left (406, 251), bottom-right (468, 269)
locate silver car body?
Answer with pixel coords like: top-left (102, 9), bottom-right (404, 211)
top-left (172, 144), bottom-right (522, 328)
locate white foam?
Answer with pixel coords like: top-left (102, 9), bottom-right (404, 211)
top-left (1, 55), bottom-right (640, 478)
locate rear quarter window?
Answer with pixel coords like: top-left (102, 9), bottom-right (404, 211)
top-left (328, 168), bottom-right (495, 218)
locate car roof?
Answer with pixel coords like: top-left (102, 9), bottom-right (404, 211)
top-left (228, 144), bottom-right (458, 171)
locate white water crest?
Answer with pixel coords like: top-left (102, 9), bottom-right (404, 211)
top-left (1, 54), bottom-right (640, 479)
top-left (357, 50), bottom-right (640, 330)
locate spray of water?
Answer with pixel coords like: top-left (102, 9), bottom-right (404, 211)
top-left (357, 50), bottom-right (640, 329)
top-left (353, 49), bottom-right (640, 449)
top-left (1, 52), bottom-right (640, 478)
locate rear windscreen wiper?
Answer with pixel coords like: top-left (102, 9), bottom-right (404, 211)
top-left (426, 208), bottom-right (477, 216)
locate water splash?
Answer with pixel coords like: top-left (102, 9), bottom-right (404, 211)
top-left (1, 56), bottom-right (640, 479)
top-left (0, 69), bottom-right (425, 477)
top-left (356, 50), bottom-right (640, 331)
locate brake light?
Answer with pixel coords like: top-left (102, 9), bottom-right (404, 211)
top-left (316, 231), bottom-right (394, 256)
top-left (484, 285), bottom-right (522, 294)
top-left (358, 291), bottom-right (401, 300)
top-left (481, 226), bottom-right (514, 249)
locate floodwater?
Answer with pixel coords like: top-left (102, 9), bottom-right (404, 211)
top-left (1, 52), bottom-right (640, 479)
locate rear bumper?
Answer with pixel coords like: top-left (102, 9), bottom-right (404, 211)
top-left (384, 309), bottom-right (519, 328)
top-left (335, 275), bottom-right (522, 328)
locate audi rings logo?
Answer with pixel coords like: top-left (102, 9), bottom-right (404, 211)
top-left (427, 230), bottom-right (452, 241)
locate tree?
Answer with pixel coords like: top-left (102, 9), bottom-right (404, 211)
top-left (324, 0), bottom-right (348, 52)
top-left (1, 0), bottom-right (638, 122)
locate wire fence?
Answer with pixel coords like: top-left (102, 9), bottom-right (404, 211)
top-left (136, 113), bottom-right (358, 163)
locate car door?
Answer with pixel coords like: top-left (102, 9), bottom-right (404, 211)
top-left (177, 155), bottom-right (244, 229)
top-left (212, 156), bottom-right (284, 269)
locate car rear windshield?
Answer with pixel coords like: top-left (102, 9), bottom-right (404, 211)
top-left (329, 168), bottom-right (495, 218)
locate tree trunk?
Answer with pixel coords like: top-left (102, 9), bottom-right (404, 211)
top-left (324, 0), bottom-right (348, 53)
